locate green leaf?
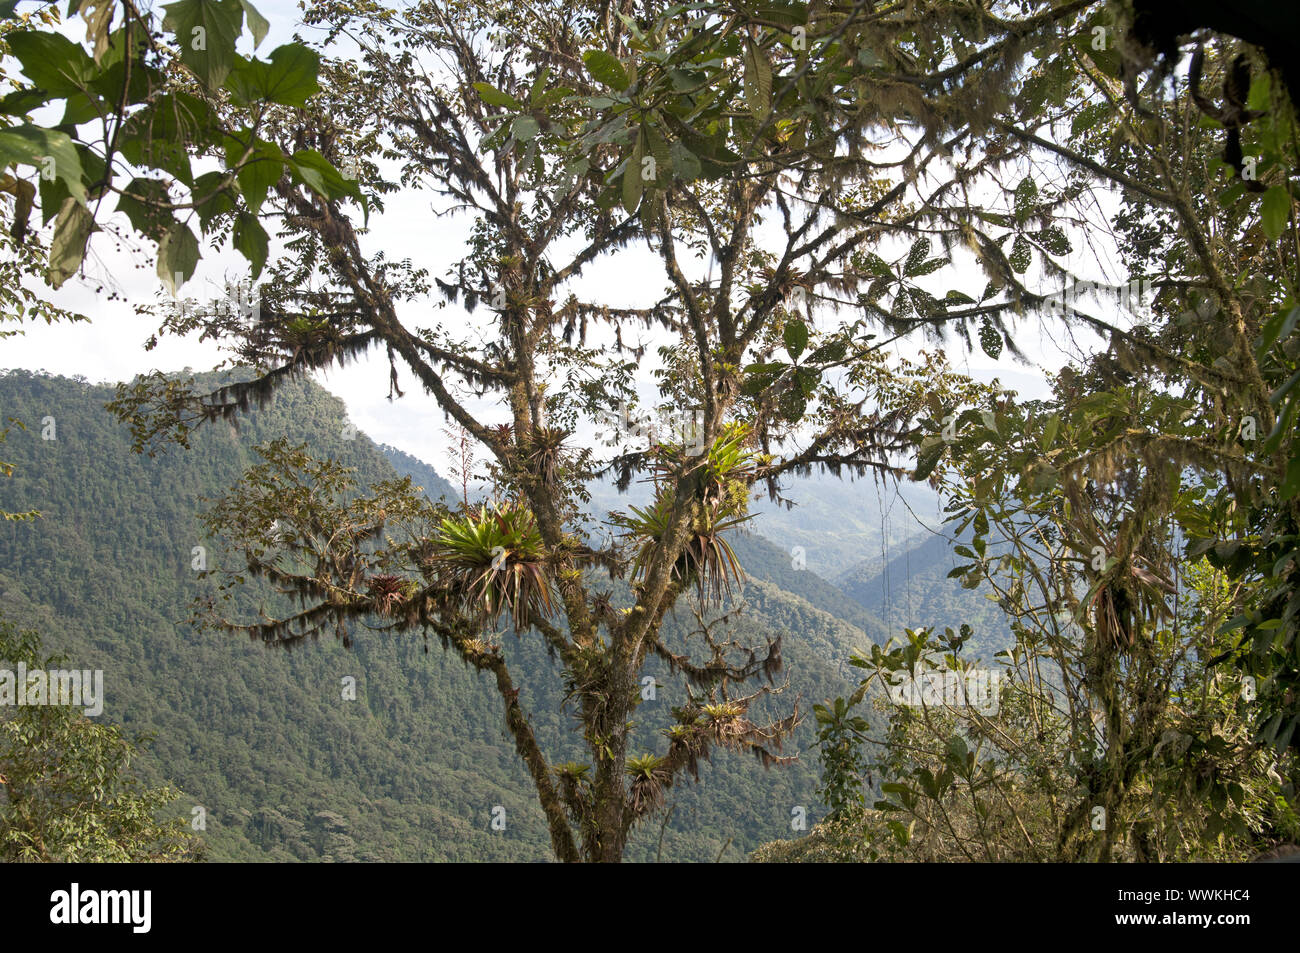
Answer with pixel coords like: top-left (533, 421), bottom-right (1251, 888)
top-left (191, 170), bottom-right (236, 231)
top-left (1037, 225), bottom-right (1071, 257)
top-left (582, 50), bottom-right (629, 91)
top-left (903, 238), bottom-right (930, 277)
top-left (225, 44), bottom-right (320, 108)
top-left (115, 177), bottom-right (173, 241)
top-left (794, 366), bottom-right (819, 398)
top-left (783, 318), bottom-right (808, 360)
top-left (48, 197), bottom-right (95, 289)
top-left (162, 0), bottom-right (244, 90)
top-left (1257, 305), bottom-right (1300, 358)
top-left (1013, 177), bottom-right (1037, 224)
top-left (978, 319), bottom-right (1003, 359)
top-left (1282, 456), bottom-right (1300, 501)
top-left (1009, 234), bottom-right (1032, 273)
top-left (909, 256), bottom-right (948, 277)
top-left (5, 30), bottom-right (97, 95)
top-left (239, 0), bottom-right (268, 48)
top-left (1261, 186), bottom-right (1291, 241)
top-left (0, 124), bottom-right (86, 203)
top-left (157, 222), bottom-right (201, 294)
top-left (120, 92), bottom-right (218, 185)
top-left (0, 87), bottom-right (54, 116)
top-left (779, 387), bottom-right (806, 423)
top-left (669, 140), bottom-right (701, 182)
top-left (807, 338), bottom-right (847, 364)
top-left (472, 82), bottom-right (522, 109)
top-left (743, 39), bottom-right (772, 119)
top-left (287, 148), bottom-right (363, 208)
top-left (913, 436), bottom-right (944, 481)
top-left (233, 210), bottom-right (269, 279)
top-left (1042, 413), bottom-right (1060, 450)
top-left (861, 252), bottom-right (893, 278)
top-left (622, 136), bottom-right (644, 214)
top-left (227, 137), bottom-right (284, 213)
top-left (511, 115), bottom-right (540, 142)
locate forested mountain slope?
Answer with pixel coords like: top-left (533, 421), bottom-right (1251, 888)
top-left (837, 527), bottom-right (1010, 658)
top-left (0, 369), bottom-right (886, 861)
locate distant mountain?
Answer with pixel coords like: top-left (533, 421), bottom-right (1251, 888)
top-left (0, 369), bottom-right (886, 861)
top-left (747, 469), bottom-right (938, 584)
top-left (836, 527), bottom-right (1010, 659)
top-left (375, 443), bottom-right (457, 504)
top-left (583, 458), bottom-right (936, 582)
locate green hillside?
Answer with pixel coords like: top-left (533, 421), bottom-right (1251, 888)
top-left (837, 527), bottom-right (1010, 659)
top-left (0, 368), bottom-right (881, 861)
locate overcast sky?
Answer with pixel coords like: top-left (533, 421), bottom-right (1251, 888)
top-left (2, 0), bottom-right (1126, 472)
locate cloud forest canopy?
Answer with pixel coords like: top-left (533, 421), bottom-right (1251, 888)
top-left (2, 0), bottom-right (1298, 862)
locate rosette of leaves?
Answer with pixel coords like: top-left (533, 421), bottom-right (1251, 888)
top-left (615, 426), bottom-right (756, 605)
top-left (625, 753), bottom-right (671, 814)
top-left (526, 425), bottom-right (568, 488)
top-left (365, 573), bottom-right (419, 618)
top-left (428, 501), bottom-right (556, 630)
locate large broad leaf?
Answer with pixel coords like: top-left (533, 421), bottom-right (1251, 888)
top-left (743, 40), bottom-right (772, 119)
top-left (1261, 186), bottom-right (1292, 242)
top-left (861, 251), bottom-right (893, 278)
top-left (120, 92), bottom-right (220, 185)
top-left (233, 210), bottom-right (269, 279)
top-left (1013, 176), bottom-right (1037, 224)
top-left (162, 0), bottom-right (245, 90)
top-left (779, 387), bottom-right (806, 423)
top-left (670, 140), bottom-right (701, 182)
top-left (472, 82), bottom-right (521, 109)
top-left (226, 136), bottom-right (285, 213)
top-left (783, 318), bottom-right (808, 360)
top-left (48, 198), bottom-right (96, 289)
top-left (225, 44), bottom-right (320, 108)
top-left (621, 136), bottom-right (644, 214)
top-left (157, 222), bottom-right (201, 294)
top-left (5, 30), bottom-right (97, 95)
top-left (1037, 225), bottom-right (1071, 257)
top-left (0, 88), bottom-right (54, 116)
top-left (191, 170), bottom-right (237, 230)
top-left (979, 318), bottom-right (1003, 359)
top-left (583, 50), bottom-right (629, 91)
top-left (239, 0), bottom-right (269, 48)
top-left (903, 237), bottom-right (930, 277)
top-left (287, 148), bottom-right (361, 204)
top-left (913, 435), bottom-right (945, 481)
top-left (115, 177), bottom-right (173, 241)
top-left (0, 125), bottom-right (86, 203)
top-left (1008, 234), bottom-right (1032, 273)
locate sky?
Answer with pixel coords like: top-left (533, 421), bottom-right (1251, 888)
top-left (1, 0), bottom-right (1130, 472)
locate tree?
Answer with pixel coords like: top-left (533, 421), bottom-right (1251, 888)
top-left (0, 0), bottom-right (358, 291)
top-left (0, 614), bottom-right (201, 861)
top-left (109, 0), bottom-right (1040, 862)
top-left (87, 0), bottom-right (1299, 862)
top-left (527, 0), bottom-right (1300, 859)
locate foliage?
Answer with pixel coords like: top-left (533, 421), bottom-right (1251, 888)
top-left (0, 613), bottom-right (200, 861)
top-left (430, 502), bottom-right (557, 631)
top-left (0, 0), bottom-right (356, 290)
top-left (1, 369), bottom-right (888, 860)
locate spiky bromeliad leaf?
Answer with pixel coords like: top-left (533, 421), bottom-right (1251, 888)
top-left (613, 425), bottom-right (756, 606)
top-left (429, 501), bottom-right (556, 631)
